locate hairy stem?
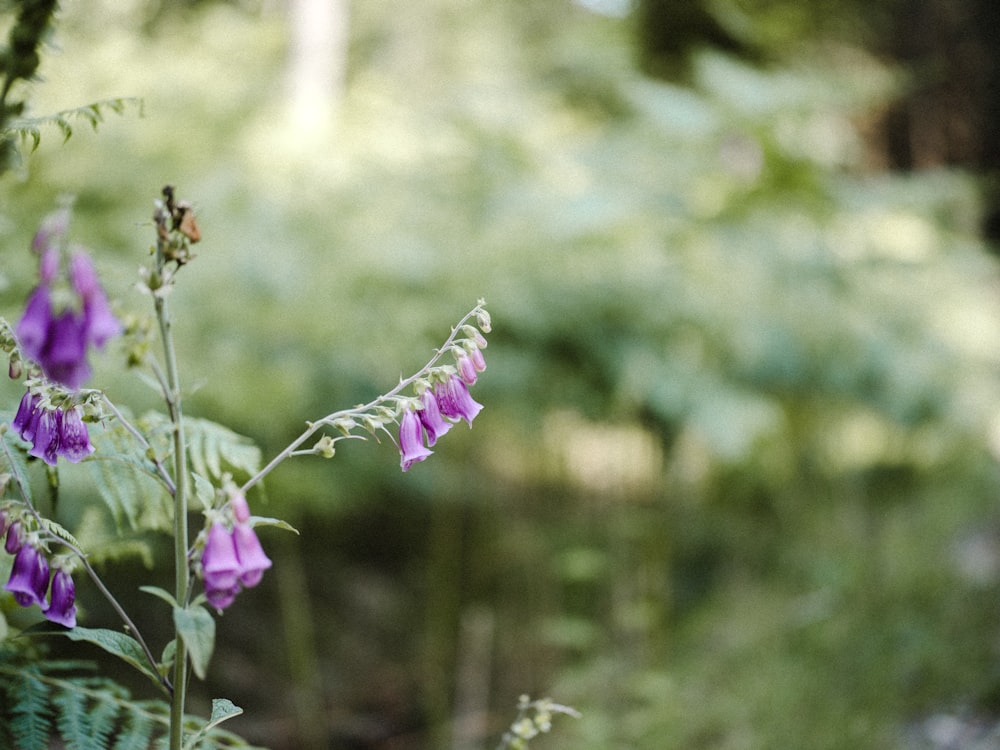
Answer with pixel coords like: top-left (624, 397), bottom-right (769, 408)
top-left (239, 303), bottom-right (486, 494)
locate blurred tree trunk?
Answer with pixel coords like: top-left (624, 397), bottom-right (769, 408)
top-left (286, 0), bottom-right (348, 137)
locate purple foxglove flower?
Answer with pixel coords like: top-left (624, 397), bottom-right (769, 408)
top-left (16, 286), bottom-right (53, 363)
top-left (418, 388), bottom-right (452, 447)
top-left (44, 568), bottom-right (77, 628)
top-left (5, 521), bottom-right (23, 554)
top-left (399, 407), bottom-right (433, 471)
top-left (233, 523), bottom-right (272, 588)
top-left (40, 311), bottom-right (90, 390)
top-left (71, 252), bottom-right (121, 348)
top-left (202, 522), bottom-right (241, 608)
top-left (456, 353), bottom-right (478, 385)
top-left (206, 584), bottom-right (240, 611)
top-left (434, 375), bottom-right (483, 427)
top-left (4, 543), bottom-right (50, 609)
top-left (58, 406), bottom-right (94, 463)
top-left (4, 522), bottom-right (22, 554)
top-left (28, 408), bottom-right (61, 466)
top-left (470, 347), bottom-right (486, 373)
top-left (12, 391), bottom-right (40, 440)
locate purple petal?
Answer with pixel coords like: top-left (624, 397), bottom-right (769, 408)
top-left (16, 286), bottom-right (53, 362)
top-left (44, 568), bottom-right (77, 628)
top-left (202, 522), bottom-right (240, 594)
top-left (40, 312), bottom-right (90, 390)
top-left (233, 523), bottom-right (272, 588)
top-left (435, 376), bottom-right (483, 427)
top-left (58, 407), bottom-right (94, 463)
top-left (28, 409), bottom-right (61, 466)
top-left (12, 391), bottom-right (40, 440)
top-left (399, 408), bottom-right (432, 471)
top-left (418, 389), bottom-right (453, 447)
top-left (456, 353), bottom-right (478, 385)
top-left (4, 544), bottom-right (50, 609)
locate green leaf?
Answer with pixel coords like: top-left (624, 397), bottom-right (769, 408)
top-left (139, 585), bottom-right (178, 608)
top-left (192, 472), bottom-right (217, 511)
top-left (173, 605), bottom-right (216, 681)
top-left (207, 698), bottom-right (243, 729)
top-left (60, 628), bottom-right (162, 691)
top-left (249, 515), bottom-right (299, 534)
top-left (86, 423), bottom-right (173, 532)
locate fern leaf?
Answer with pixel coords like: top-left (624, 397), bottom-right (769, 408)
top-left (52, 685), bottom-right (90, 750)
top-left (1, 97), bottom-right (142, 153)
top-left (113, 705), bottom-right (158, 750)
top-left (9, 669), bottom-right (51, 750)
top-left (86, 422), bottom-right (173, 532)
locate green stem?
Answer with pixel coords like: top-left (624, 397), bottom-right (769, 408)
top-left (156, 291), bottom-right (190, 750)
top-left (239, 303), bottom-right (486, 494)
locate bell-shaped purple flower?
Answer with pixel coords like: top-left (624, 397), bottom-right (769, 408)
top-left (456, 352), bottom-right (478, 385)
top-left (16, 286), bottom-right (53, 364)
top-left (28, 408), bottom-right (61, 466)
top-left (202, 522), bottom-right (241, 610)
top-left (434, 375), bottom-right (484, 427)
top-left (40, 311), bottom-right (90, 391)
top-left (58, 406), bottom-right (94, 463)
top-left (418, 388), bottom-right (453, 447)
top-left (44, 568), bottom-right (77, 628)
top-left (233, 523), bottom-right (272, 588)
top-left (12, 391), bottom-right (41, 440)
top-left (4, 543), bottom-right (50, 609)
top-left (399, 407), bottom-right (433, 471)
top-left (5, 520), bottom-right (23, 554)
top-left (71, 251), bottom-right (122, 348)
top-left (202, 522), bottom-right (240, 590)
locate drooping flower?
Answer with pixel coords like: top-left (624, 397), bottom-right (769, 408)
top-left (58, 406), bottom-right (95, 463)
top-left (470, 346), bottom-right (486, 373)
top-left (12, 391), bottom-right (41, 439)
top-left (71, 250), bottom-right (123, 348)
top-left (27, 408), bottom-right (62, 466)
top-left (12, 391), bottom-right (95, 465)
top-left (40, 311), bottom-right (90, 390)
top-left (4, 543), bottom-right (50, 609)
top-left (201, 522), bottom-right (241, 610)
top-left (399, 407), bottom-right (433, 471)
top-left (16, 286), bottom-right (53, 364)
top-left (456, 352), bottom-right (478, 385)
top-left (233, 523), bottom-right (272, 588)
top-left (434, 375), bottom-right (484, 427)
top-left (4, 520), bottom-right (22, 554)
top-left (44, 567), bottom-right (77, 628)
top-left (15, 214), bottom-right (121, 391)
top-left (418, 388), bottom-right (453, 447)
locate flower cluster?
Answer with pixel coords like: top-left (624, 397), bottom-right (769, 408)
top-left (11, 390), bottom-right (94, 466)
top-left (398, 325), bottom-right (488, 472)
top-left (1, 510), bottom-right (77, 628)
top-left (199, 491), bottom-right (272, 611)
top-left (15, 208), bottom-right (122, 390)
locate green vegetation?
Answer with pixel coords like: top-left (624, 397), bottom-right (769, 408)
top-left (2, 1), bottom-right (1000, 748)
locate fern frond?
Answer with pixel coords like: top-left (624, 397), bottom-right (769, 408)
top-left (1, 97), bottom-right (142, 153)
top-left (8, 668), bottom-right (51, 750)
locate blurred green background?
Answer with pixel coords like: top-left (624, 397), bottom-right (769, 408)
top-left (4, 0), bottom-right (1000, 748)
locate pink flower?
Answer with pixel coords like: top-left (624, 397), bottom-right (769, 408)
top-left (399, 407), bottom-right (433, 471)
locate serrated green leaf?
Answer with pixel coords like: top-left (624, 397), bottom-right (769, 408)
top-left (173, 605), bottom-right (215, 681)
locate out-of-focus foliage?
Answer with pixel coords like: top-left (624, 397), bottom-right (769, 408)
top-left (2, 1), bottom-right (1000, 748)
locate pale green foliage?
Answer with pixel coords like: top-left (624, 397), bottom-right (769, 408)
top-left (1, 98), bottom-right (142, 159)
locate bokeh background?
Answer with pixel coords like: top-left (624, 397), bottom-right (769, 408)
top-left (3, 0), bottom-right (1000, 748)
